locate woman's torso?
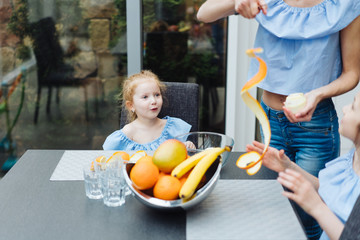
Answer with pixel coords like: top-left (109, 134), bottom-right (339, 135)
top-left (250, 0), bottom-right (360, 110)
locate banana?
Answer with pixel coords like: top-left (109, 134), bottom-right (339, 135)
top-left (179, 146), bottom-right (231, 200)
top-left (171, 148), bottom-right (217, 178)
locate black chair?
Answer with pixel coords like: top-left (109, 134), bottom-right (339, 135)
top-left (31, 17), bottom-right (98, 124)
top-left (120, 82), bottom-right (199, 131)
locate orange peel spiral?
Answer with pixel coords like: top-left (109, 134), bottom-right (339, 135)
top-left (236, 48), bottom-right (271, 175)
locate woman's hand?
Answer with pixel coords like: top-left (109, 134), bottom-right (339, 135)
top-left (283, 91), bottom-right (319, 123)
top-left (246, 141), bottom-right (291, 173)
top-left (234, 0), bottom-right (267, 19)
top-left (278, 169), bottom-right (324, 216)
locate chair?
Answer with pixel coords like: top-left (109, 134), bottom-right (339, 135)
top-left (120, 82), bottom-right (199, 131)
top-left (31, 17), bottom-right (98, 124)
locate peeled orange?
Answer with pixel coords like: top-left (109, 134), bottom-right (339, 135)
top-left (130, 161), bottom-right (159, 190)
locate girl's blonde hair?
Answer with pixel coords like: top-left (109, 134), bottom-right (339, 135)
top-left (121, 70), bottom-right (166, 122)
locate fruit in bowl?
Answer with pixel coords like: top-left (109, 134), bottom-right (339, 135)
top-left (130, 158), bottom-right (159, 190)
top-left (124, 132), bottom-right (234, 210)
top-left (124, 156), bottom-right (222, 210)
top-left (174, 132), bottom-right (235, 167)
top-left (152, 139), bottom-right (188, 173)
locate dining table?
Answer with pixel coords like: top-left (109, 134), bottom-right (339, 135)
top-left (0, 150), bottom-right (307, 240)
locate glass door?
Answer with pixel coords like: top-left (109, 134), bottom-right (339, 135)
top-left (0, 0), bottom-right (128, 168)
top-left (141, 0), bottom-right (228, 133)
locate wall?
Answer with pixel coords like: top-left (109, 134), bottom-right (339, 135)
top-left (226, 16), bottom-right (258, 151)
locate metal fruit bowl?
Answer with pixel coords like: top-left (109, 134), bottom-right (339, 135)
top-left (123, 158), bottom-right (222, 211)
top-left (175, 131), bottom-right (235, 167)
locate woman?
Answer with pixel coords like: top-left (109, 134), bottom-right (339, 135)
top-left (197, 1), bottom-right (360, 239)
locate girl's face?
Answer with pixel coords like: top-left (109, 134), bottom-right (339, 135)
top-left (128, 79), bottom-right (163, 120)
top-left (340, 91), bottom-right (360, 143)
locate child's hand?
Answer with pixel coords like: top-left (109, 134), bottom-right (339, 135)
top-left (246, 140), bottom-right (291, 173)
top-left (184, 141), bottom-right (196, 149)
top-left (278, 169), bottom-right (324, 216)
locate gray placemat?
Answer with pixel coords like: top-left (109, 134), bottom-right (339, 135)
top-left (50, 150), bottom-right (118, 181)
top-left (187, 180), bottom-right (306, 240)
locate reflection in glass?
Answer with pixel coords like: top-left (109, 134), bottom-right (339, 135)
top-left (0, 0), bottom-right (228, 174)
top-left (0, 0), bottom-right (127, 171)
top-left (143, 0), bottom-right (227, 133)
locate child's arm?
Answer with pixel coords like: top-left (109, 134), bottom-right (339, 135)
top-left (246, 141), bottom-right (319, 189)
top-left (279, 169), bottom-right (344, 240)
top-left (197, 0), bottom-right (267, 23)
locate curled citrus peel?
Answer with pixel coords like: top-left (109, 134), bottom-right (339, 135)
top-left (236, 48), bottom-right (271, 175)
top-left (130, 150), bottom-right (147, 163)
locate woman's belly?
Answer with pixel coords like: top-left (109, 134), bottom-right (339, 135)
top-left (262, 90), bottom-right (287, 111)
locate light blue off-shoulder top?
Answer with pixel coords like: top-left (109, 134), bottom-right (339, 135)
top-left (318, 149), bottom-right (360, 240)
top-left (102, 116), bottom-right (192, 151)
top-left (248, 0), bottom-right (360, 95)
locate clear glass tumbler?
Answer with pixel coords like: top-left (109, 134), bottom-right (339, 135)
top-left (100, 158), bottom-right (126, 207)
top-left (83, 163), bottom-right (103, 200)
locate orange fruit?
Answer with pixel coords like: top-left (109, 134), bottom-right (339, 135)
top-left (90, 161), bottom-right (95, 171)
top-left (106, 156), bottom-right (115, 164)
top-left (130, 161), bottom-right (159, 190)
top-left (95, 155), bottom-right (106, 163)
top-left (112, 151), bottom-right (130, 162)
top-left (179, 176), bottom-right (187, 187)
top-left (90, 155), bottom-right (106, 171)
top-left (158, 171), bottom-right (167, 179)
top-left (177, 171), bottom-right (206, 189)
top-left (153, 175), bottom-right (181, 200)
top-left (179, 171), bottom-right (190, 187)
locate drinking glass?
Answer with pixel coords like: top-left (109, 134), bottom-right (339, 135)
top-left (83, 162), bottom-right (103, 200)
top-left (100, 157), bottom-right (126, 207)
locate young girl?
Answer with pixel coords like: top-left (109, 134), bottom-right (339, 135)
top-left (246, 91), bottom-right (360, 240)
top-left (103, 70), bottom-right (194, 151)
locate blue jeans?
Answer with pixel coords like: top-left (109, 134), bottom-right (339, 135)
top-left (260, 98), bottom-right (340, 240)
